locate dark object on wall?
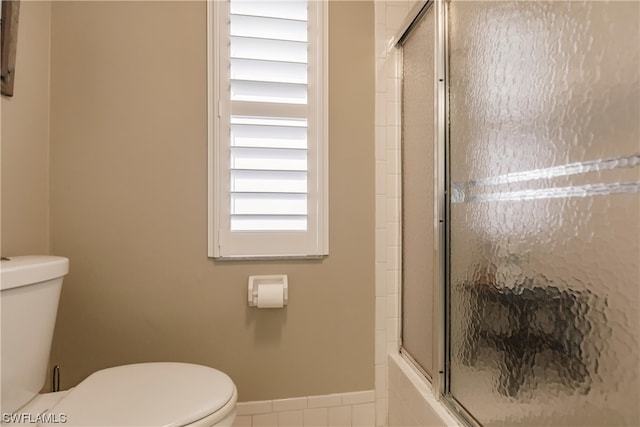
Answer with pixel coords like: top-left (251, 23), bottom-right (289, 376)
top-left (1, 0), bottom-right (20, 97)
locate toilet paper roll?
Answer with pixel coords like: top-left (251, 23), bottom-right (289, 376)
top-left (257, 284), bottom-right (284, 308)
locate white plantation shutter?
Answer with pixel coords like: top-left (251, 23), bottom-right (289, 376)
top-left (208, 0), bottom-right (328, 258)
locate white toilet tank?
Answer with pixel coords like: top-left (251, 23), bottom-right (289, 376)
top-left (0, 256), bottom-right (69, 414)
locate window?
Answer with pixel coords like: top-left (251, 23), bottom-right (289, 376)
top-left (208, 0), bottom-right (328, 259)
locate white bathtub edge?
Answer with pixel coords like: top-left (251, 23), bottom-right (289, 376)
top-left (389, 353), bottom-right (462, 427)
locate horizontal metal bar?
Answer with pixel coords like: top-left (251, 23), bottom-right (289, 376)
top-left (463, 154), bottom-right (640, 187)
top-left (453, 181), bottom-right (640, 203)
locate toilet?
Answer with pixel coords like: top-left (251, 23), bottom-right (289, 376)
top-left (0, 256), bottom-right (237, 426)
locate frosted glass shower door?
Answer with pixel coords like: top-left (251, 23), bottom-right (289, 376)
top-left (447, 1), bottom-right (640, 425)
top-left (401, 3), bottom-right (436, 378)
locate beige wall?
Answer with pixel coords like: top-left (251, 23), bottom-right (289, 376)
top-left (49, 1), bottom-right (375, 401)
top-left (1, 1), bottom-right (51, 257)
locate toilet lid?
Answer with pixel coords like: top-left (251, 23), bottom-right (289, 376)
top-left (47, 362), bottom-right (236, 427)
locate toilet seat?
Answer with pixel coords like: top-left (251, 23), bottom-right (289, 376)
top-left (42, 362), bottom-right (237, 427)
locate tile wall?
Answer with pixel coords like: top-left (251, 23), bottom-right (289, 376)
top-left (233, 390), bottom-right (376, 427)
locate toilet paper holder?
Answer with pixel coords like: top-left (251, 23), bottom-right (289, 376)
top-left (248, 275), bottom-right (288, 307)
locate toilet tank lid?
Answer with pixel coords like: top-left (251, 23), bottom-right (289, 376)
top-left (0, 256), bottom-right (69, 291)
top-left (47, 362), bottom-right (237, 427)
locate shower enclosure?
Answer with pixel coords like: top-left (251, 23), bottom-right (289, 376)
top-left (400, 1), bottom-right (639, 425)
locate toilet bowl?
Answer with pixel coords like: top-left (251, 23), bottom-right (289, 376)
top-left (0, 256), bottom-right (237, 426)
top-left (13, 363), bottom-right (237, 427)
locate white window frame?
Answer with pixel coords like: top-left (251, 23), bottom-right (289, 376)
top-left (207, 0), bottom-right (329, 259)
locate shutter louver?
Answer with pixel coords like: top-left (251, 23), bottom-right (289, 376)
top-left (229, 0), bottom-right (309, 232)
